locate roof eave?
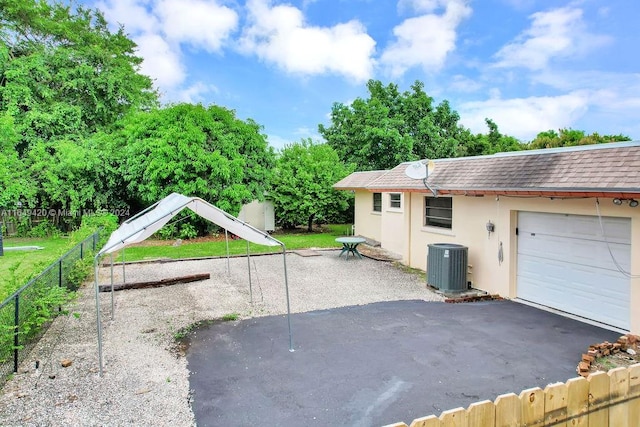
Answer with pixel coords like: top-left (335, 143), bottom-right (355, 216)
top-left (364, 187), bottom-right (640, 198)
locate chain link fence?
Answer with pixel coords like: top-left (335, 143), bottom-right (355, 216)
top-left (0, 231), bottom-right (100, 385)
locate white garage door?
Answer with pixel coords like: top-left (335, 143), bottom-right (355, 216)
top-left (517, 212), bottom-right (631, 330)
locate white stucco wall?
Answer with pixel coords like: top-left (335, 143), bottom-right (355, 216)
top-left (403, 193), bottom-right (640, 333)
top-left (353, 191), bottom-right (382, 242)
top-left (379, 192), bottom-right (411, 260)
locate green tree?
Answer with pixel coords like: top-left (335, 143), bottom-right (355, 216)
top-left (474, 118), bottom-right (523, 155)
top-left (106, 103), bottom-right (275, 219)
top-left (0, 0), bottom-right (157, 154)
top-left (0, 114), bottom-right (34, 208)
top-left (318, 80), bottom-right (477, 170)
top-left (26, 138), bottom-right (109, 213)
top-left (527, 129), bottom-right (631, 149)
top-left (271, 140), bottom-right (353, 231)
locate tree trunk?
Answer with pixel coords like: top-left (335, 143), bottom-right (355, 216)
top-left (307, 214), bottom-right (315, 232)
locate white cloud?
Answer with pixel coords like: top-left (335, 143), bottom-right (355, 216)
top-left (449, 74), bottom-right (482, 93)
top-left (239, 0), bottom-right (376, 82)
top-left (533, 70), bottom-right (640, 94)
top-left (156, 0), bottom-right (238, 52)
top-left (380, 0), bottom-right (471, 76)
top-left (97, 0), bottom-right (158, 34)
top-left (493, 6), bottom-right (611, 70)
top-left (96, 0), bottom-right (240, 98)
top-left (398, 0), bottom-right (445, 14)
top-left (459, 91), bottom-right (590, 140)
top-left (173, 82), bottom-right (219, 103)
top-left (135, 33), bottom-right (185, 88)
top-left (266, 134), bottom-right (292, 151)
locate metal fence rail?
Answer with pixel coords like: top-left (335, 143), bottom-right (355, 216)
top-left (0, 231), bottom-right (100, 384)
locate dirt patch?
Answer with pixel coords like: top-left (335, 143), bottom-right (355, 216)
top-left (577, 333), bottom-right (640, 376)
top-left (590, 351), bottom-right (640, 372)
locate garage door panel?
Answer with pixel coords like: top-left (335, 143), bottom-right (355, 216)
top-left (517, 212), bottom-right (631, 330)
top-left (519, 236), bottom-right (631, 271)
top-left (519, 212), bottom-right (630, 244)
top-left (518, 256), bottom-right (629, 328)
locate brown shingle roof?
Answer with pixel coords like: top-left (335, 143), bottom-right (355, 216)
top-left (338, 142), bottom-right (640, 197)
top-left (333, 170), bottom-right (388, 190)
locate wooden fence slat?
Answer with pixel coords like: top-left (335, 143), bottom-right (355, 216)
top-left (466, 400), bottom-right (495, 426)
top-left (565, 376), bottom-right (589, 426)
top-left (409, 415), bottom-right (440, 427)
top-left (587, 370), bottom-right (610, 427)
top-left (519, 387), bottom-right (544, 426)
top-left (394, 365), bottom-right (640, 427)
top-left (544, 382), bottom-right (568, 426)
top-left (495, 393), bottom-right (520, 427)
top-left (608, 367), bottom-right (629, 426)
top-left (628, 363), bottom-right (640, 425)
top-left (439, 407), bottom-right (466, 427)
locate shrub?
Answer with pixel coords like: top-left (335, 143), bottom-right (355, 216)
top-left (27, 220), bottom-right (61, 238)
top-left (179, 223), bottom-right (197, 240)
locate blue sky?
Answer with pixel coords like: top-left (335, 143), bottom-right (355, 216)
top-left (86, 0), bottom-right (640, 150)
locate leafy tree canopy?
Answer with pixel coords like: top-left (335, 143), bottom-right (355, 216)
top-left (0, 0), bottom-right (158, 154)
top-left (526, 128), bottom-right (631, 150)
top-left (318, 80), bottom-right (478, 170)
top-left (472, 118), bottom-right (524, 155)
top-left (271, 139), bottom-right (353, 231)
top-left (0, 113), bottom-right (34, 208)
top-left (104, 103), bottom-right (275, 217)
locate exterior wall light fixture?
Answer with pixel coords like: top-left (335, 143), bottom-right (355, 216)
top-left (612, 198), bottom-right (638, 207)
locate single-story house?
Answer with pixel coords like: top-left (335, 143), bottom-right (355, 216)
top-left (334, 141), bottom-right (640, 334)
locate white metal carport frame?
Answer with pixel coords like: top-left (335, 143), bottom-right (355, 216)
top-left (93, 193), bottom-right (293, 376)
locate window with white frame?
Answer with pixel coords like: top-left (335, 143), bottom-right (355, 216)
top-left (373, 193), bottom-right (382, 212)
top-left (425, 196), bottom-right (452, 229)
top-left (389, 193), bottom-right (401, 209)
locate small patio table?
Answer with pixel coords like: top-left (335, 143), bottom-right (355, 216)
top-left (335, 237), bottom-right (366, 259)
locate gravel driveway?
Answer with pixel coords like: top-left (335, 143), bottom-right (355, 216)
top-left (0, 250), bottom-right (443, 426)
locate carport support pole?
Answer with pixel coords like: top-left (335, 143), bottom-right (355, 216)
top-left (110, 254), bottom-right (114, 320)
top-left (94, 256), bottom-right (104, 376)
top-left (246, 240), bottom-right (253, 303)
top-left (282, 244), bottom-right (293, 352)
top-left (122, 248), bottom-right (126, 285)
top-left (225, 229), bottom-right (230, 274)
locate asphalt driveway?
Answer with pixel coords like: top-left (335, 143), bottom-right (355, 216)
top-left (186, 299), bottom-right (618, 427)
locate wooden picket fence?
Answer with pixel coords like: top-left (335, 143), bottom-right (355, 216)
top-left (385, 363), bottom-right (640, 427)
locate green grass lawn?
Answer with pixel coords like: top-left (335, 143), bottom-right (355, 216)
top-left (0, 236), bottom-right (71, 299)
top-left (0, 224), bottom-right (354, 297)
top-left (121, 224), bottom-right (353, 262)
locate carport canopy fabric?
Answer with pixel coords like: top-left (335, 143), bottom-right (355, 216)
top-left (98, 192), bottom-right (280, 256)
top-left (94, 193), bottom-right (292, 376)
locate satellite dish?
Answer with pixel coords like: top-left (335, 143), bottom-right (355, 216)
top-left (405, 161), bottom-right (427, 180)
top-left (404, 160), bottom-right (435, 180)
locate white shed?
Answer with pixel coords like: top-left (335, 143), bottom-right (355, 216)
top-left (238, 200), bottom-right (275, 232)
